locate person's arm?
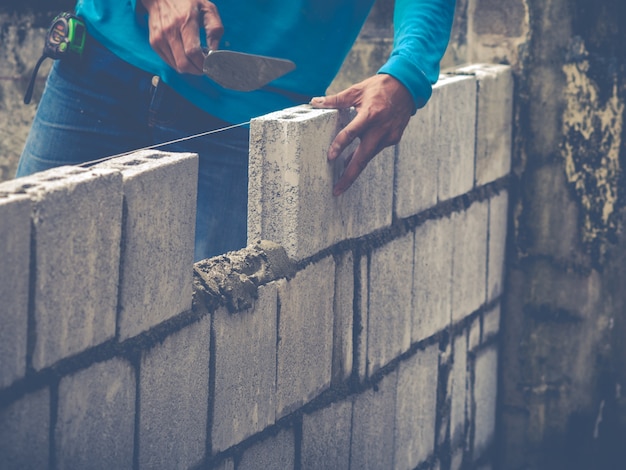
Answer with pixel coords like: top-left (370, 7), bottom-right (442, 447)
top-left (311, 0), bottom-right (456, 196)
top-left (137, 0), bottom-right (223, 74)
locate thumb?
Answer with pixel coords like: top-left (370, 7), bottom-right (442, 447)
top-left (310, 89), bottom-right (354, 109)
top-left (201, 2), bottom-right (224, 51)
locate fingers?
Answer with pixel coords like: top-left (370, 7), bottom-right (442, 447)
top-left (310, 88), bottom-right (356, 110)
top-left (200, 1), bottom-right (224, 51)
top-left (332, 130), bottom-right (386, 196)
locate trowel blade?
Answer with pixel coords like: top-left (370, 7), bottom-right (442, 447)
top-left (203, 49), bottom-right (295, 92)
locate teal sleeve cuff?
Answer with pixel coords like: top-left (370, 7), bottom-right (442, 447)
top-left (378, 56), bottom-right (433, 114)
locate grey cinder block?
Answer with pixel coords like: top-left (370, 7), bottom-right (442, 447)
top-left (56, 358), bottom-right (135, 470)
top-left (395, 74), bottom-right (476, 218)
top-left (450, 333), bottom-right (468, 447)
top-left (237, 428), bottom-right (295, 470)
top-left (357, 254), bottom-right (369, 381)
top-left (0, 189), bottom-right (31, 387)
top-left (455, 64), bottom-right (513, 186)
top-left (367, 232), bottom-right (413, 376)
top-left (488, 191), bottom-right (509, 301)
top-left (350, 371), bottom-right (397, 470)
top-left (394, 344), bottom-right (440, 470)
top-left (332, 250), bottom-right (354, 384)
top-left (483, 304), bottom-right (501, 341)
top-left (248, 106), bottom-right (393, 260)
top-left (139, 314), bottom-right (211, 469)
top-left (276, 256), bottom-right (335, 419)
top-left (96, 150), bottom-right (198, 340)
top-left (451, 201), bottom-right (489, 323)
top-left (413, 215), bottom-right (454, 343)
top-left (473, 347), bottom-right (499, 458)
top-left (212, 284), bottom-right (277, 453)
top-left (0, 388), bottom-right (49, 470)
top-left (301, 401), bottom-right (352, 470)
top-left (4, 166), bottom-right (123, 370)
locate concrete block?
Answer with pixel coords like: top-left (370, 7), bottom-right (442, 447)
top-left (367, 233), bottom-right (413, 376)
top-left (237, 428), bottom-right (295, 470)
top-left (248, 106), bottom-right (393, 260)
top-left (139, 314), bottom-right (211, 469)
top-left (395, 74), bottom-right (476, 218)
top-left (451, 449), bottom-right (464, 470)
top-left (455, 64), bottom-right (513, 186)
top-left (96, 150), bottom-right (198, 340)
top-left (357, 254), bottom-right (369, 381)
top-left (333, 251), bottom-right (354, 384)
top-left (56, 358), bottom-right (135, 469)
top-left (469, 317), bottom-right (481, 351)
top-left (0, 190), bottom-right (31, 387)
top-left (394, 344), bottom-right (439, 470)
top-left (473, 347), bottom-right (499, 457)
top-left (212, 457), bottom-right (235, 470)
top-left (450, 333), bottom-right (468, 447)
top-left (301, 400), bottom-right (352, 470)
top-left (350, 371), bottom-right (397, 470)
top-left (483, 304), bottom-right (501, 341)
top-left (0, 388), bottom-right (49, 470)
top-left (3, 166), bottom-right (122, 369)
top-left (413, 216), bottom-right (454, 343)
top-left (212, 284), bottom-right (277, 453)
top-left (276, 257), bottom-right (335, 418)
top-left (488, 191), bottom-right (509, 301)
top-left (451, 201), bottom-right (489, 323)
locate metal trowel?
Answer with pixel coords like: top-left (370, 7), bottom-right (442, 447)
top-left (203, 48), bottom-right (296, 92)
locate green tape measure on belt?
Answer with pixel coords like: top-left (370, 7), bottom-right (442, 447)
top-left (24, 12), bottom-right (87, 104)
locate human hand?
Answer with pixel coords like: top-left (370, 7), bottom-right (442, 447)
top-left (310, 74), bottom-right (414, 196)
top-left (141, 0), bottom-right (223, 74)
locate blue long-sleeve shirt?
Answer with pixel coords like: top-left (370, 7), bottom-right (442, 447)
top-left (75, 0), bottom-right (455, 124)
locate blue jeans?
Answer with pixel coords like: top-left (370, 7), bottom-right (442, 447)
top-left (17, 37), bottom-right (249, 261)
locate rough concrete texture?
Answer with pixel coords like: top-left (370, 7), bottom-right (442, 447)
top-left (482, 304), bottom-right (500, 341)
top-left (451, 201), bottom-right (489, 323)
top-left (212, 284), bottom-right (277, 453)
top-left (0, 387), bottom-right (49, 470)
top-left (473, 347), bottom-right (498, 458)
top-left (488, 191), bottom-right (509, 302)
top-left (194, 239), bottom-right (295, 313)
top-left (367, 232), bottom-right (413, 376)
top-left (248, 105), bottom-right (393, 260)
top-left (350, 371), bottom-right (397, 470)
top-left (357, 254), bottom-right (369, 381)
top-left (276, 256), bottom-right (335, 418)
top-left (394, 343), bottom-right (440, 470)
top-left (301, 400), bottom-right (353, 470)
top-left (454, 64), bottom-right (513, 186)
top-left (139, 314), bottom-right (211, 469)
top-left (212, 457), bottom-right (235, 470)
top-left (237, 428), bottom-right (295, 470)
top-left (96, 150), bottom-right (197, 340)
top-left (0, 190), bottom-right (30, 387)
top-left (332, 250), bottom-right (354, 384)
top-left (56, 358), bottom-right (135, 470)
top-left (450, 333), bottom-right (469, 448)
top-left (413, 215), bottom-right (454, 342)
top-left (395, 74), bottom-right (477, 219)
top-left (3, 165), bottom-right (123, 369)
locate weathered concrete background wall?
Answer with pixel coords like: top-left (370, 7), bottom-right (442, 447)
top-left (0, 64), bottom-right (513, 469)
top-left (444, 0), bottom-right (626, 468)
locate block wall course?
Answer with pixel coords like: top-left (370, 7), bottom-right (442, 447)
top-left (212, 284), bottom-right (277, 453)
top-left (301, 400), bottom-right (352, 470)
top-left (56, 358), bottom-right (135, 470)
top-left (413, 215), bottom-right (454, 343)
top-left (367, 232), bottom-right (414, 376)
top-left (0, 387), bottom-right (49, 470)
top-left (139, 314), bottom-right (211, 469)
top-left (454, 64), bottom-right (513, 186)
top-left (350, 371), bottom-right (397, 470)
top-left (450, 333), bottom-right (469, 448)
top-left (394, 343), bottom-right (440, 470)
top-left (473, 347), bottom-right (499, 458)
top-left (248, 106), bottom-right (393, 261)
top-left (237, 427), bottom-right (295, 470)
top-left (451, 201), bottom-right (489, 323)
top-left (332, 250), bottom-right (354, 384)
top-left (3, 166), bottom-right (123, 370)
top-left (0, 191), bottom-right (30, 387)
top-left (488, 190), bottom-right (509, 302)
top-left (95, 150), bottom-right (198, 340)
top-left (483, 304), bottom-right (501, 341)
top-left (395, 74), bottom-right (476, 219)
top-left (276, 256), bottom-right (335, 418)
top-left (357, 254), bottom-right (369, 381)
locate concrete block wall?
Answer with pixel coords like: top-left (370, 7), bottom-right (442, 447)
top-left (0, 63), bottom-right (511, 469)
